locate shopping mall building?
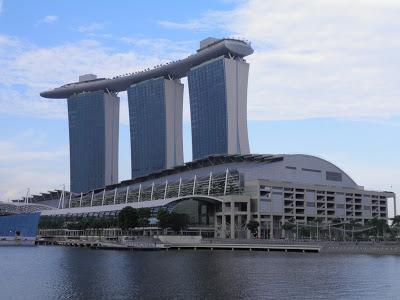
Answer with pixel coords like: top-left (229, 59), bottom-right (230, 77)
top-left (33, 153), bottom-right (396, 239)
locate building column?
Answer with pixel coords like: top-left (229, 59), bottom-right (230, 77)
top-left (221, 215), bottom-right (227, 239)
top-left (230, 200), bottom-right (235, 239)
top-left (257, 206), bottom-right (261, 239)
top-left (238, 214), bottom-right (243, 238)
top-left (214, 214), bottom-right (219, 238)
top-left (247, 202), bottom-right (251, 239)
top-left (270, 215), bottom-right (274, 239)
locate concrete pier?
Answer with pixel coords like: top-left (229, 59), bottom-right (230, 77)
top-left (164, 243), bottom-right (320, 253)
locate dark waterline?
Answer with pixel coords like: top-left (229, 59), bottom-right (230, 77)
top-left (0, 246), bottom-right (399, 300)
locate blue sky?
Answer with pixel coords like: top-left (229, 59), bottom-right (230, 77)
top-left (0, 0), bottom-right (399, 216)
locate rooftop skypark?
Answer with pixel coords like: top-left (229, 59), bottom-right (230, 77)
top-left (40, 38), bottom-right (253, 99)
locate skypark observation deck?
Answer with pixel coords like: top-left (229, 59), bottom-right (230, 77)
top-left (40, 38), bottom-right (253, 99)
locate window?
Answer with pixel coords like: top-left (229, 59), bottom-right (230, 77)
top-left (326, 171), bottom-right (342, 182)
top-left (286, 166), bottom-right (296, 170)
top-left (302, 168), bottom-right (321, 173)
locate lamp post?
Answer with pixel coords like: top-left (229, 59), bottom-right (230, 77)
top-left (328, 224), bottom-right (331, 241)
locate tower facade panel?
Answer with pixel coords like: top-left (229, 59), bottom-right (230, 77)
top-left (128, 77), bottom-right (183, 179)
top-left (67, 91), bottom-right (119, 193)
top-left (188, 57), bottom-right (250, 160)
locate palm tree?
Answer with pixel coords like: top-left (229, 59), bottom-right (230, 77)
top-left (246, 220), bottom-right (259, 238)
top-left (391, 215), bottom-right (400, 226)
top-left (368, 218), bottom-right (389, 239)
top-left (390, 215), bottom-right (400, 239)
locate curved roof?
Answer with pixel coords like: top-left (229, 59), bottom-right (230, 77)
top-left (40, 38), bottom-right (253, 99)
top-left (40, 195), bottom-right (223, 216)
top-left (271, 154), bottom-right (359, 189)
top-left (38, 153), bottom-right (394, 216)
top-left (0, 202), bottom-right (55, 214)
top-left (116, 154), bottom-right (283, 189)
top-left (150, 153), bottom-right (360, 189)
top-left (113, 153), bottom-right (359, 190)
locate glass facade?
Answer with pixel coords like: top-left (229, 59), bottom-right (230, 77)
top-left (128, 78), bottom-right (167, 178)
top-left (169, 199), bottom-right (215, 226)
top-left (188, 57), bottom-right (228, 160)
top-left (68, 91), bottom-right (115, 193)
top-left (0, 213), bottom-right (40, 237)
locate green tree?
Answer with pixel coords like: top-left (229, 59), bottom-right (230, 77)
top-left (138, 208), bottom-right (151, 227)
top-left (157, 208), bottom-right (170, 232)
top-left (39, 216), bottom-right (64, 229)
top-left (282, 222), bottom-right (296, 239)
top-left (368, 218), bottom-right (389, 238)
top-left (246, 220), bottom-right (259, 238)
top-left (345, 219), bottom-right (361, 230)
top-left (390, 215), bottom-right (400, 239)
top-left (392, 215), bottom-right (400, 226)
top-left (168, 212), bottom-right (189, 233)
top-left (118, 207), bottom-right (139, 231)
top-left (299, 226), bottom-right (310, 238)
top-left (282, 223), bottom-right (295, 231)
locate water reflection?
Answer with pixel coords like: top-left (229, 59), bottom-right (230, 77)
top-left (0, 247), bottom-right (399, 299)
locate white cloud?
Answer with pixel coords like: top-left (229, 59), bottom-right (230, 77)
top-left (0, 131), bottom-right (69, 200)
top-left (18, 1), bottom-right (400, 122)
top-left (0, 141), bottom-right (67, 163)
top-left (158, 9), bottom-right (227, 30)
top-left (0, 86), bottom-right (66, 120)
top-left (160, 0), bottom-right (400, 121)
top-left (0, 34), bottom-right (195, 199)
top-left (41, 15), bottom-right (58, 24)
top-left (1, 2), bottom-right (399, 122)
top-left (0, 34), bottom-right (19, 47)
top-left (158, 20), bottom-right (210, 30)
top-left (76, 22), bottom-right (105, 33)
top-left (0, 130), bottom-right (68, 164)
top-left (0, 166), bottom-right (68, 201)
top-left (0, 35), bottom-right (192, 121)
top-left (120, 37), bottom-right (194, 58)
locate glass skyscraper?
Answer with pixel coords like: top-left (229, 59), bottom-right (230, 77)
top-left (67, 90), bottom-right (119, 193)
top-left (41, 39), bottom-right (254, 186)
top-left (128, 77), bottom-right (183, 179)
top-left (188, 56), bottom-right (250, 160)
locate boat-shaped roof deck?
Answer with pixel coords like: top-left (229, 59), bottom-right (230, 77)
top-left (40, 38), bottom-right (253, 99)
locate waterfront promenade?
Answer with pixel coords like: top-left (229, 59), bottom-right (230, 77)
top-left (36, 235), bottom-right (400, 255)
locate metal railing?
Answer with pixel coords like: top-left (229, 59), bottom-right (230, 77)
top-left (63, 169), bottom-right (243, 209)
